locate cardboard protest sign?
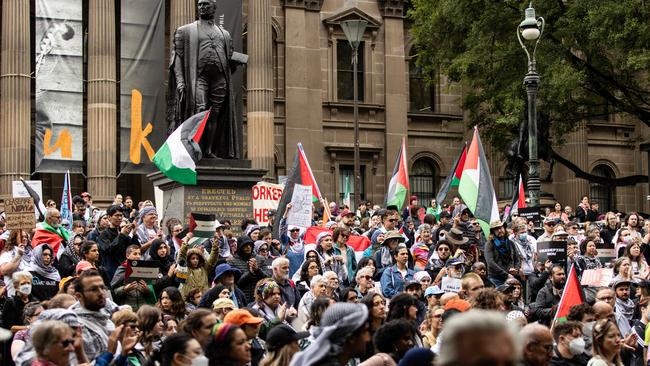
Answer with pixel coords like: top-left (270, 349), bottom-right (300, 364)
top-left (252, 182), bottom-right (284, 226)
top-left (537, 241), bottom-right (567, 264)
top-left (286, 184), bottom-right (312, 228)
top-left (441, 277), bottom-right (462, 293)
top-left (580, 268), bottom-right (614, 287)
top-left (4, 198), bottom-right (36, 231)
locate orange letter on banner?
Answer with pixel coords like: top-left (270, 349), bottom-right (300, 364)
top-left (129, 89), bottom-right (155, 164)
top-left (44, 128), bottom-right (72, 158)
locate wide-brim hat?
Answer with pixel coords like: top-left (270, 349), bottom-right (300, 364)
top-left (445, 228), bottom-right (469, 246)
top-left (489, 220), bottom-right (506, 230)
top-left (383, 230), bottom-right (405, 243)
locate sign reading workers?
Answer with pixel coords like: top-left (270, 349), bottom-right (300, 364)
top-left (252, 182), bottom-right (284, 226)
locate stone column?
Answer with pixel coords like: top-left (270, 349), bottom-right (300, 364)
top-left (564, 122), bottom-right (590, 207)
top-left (0, 0), bottom-right (31, 201)
top-left (247, 0), bottom-right (275, 179)
top-left (381, 1), bottom-right (408, 192)
top-left (170, 0), bottom-right (195, 36)
top-left (284, 1), bottom-right (324, 184)
top-left (87, 0), bottom-right (117, 207)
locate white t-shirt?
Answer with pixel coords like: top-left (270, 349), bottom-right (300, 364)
top-left (0, 248), bottom-right (26, 297)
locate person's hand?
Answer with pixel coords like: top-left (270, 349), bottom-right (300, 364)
top-left (157, 229), bottom-right (164, 238)
top-left (107, 324), bottom-right (125, 355)
top-left (183, 232), bottom-right (194, 245)
top-left (120, 326), bottom-right (138, 356)
top-left (176, 82), bottom-right (185, 99)
top-left (124, 282), bottom-right (138, 293)
top-left (286, 307), bottom-right (298, 318)
top-left (277, 302), bottom-right (288, 321)
top-left (334, 255), bottom-right (343, 262)
top-left (454, 249), bottom-right (465, 257)
top-left (249, 258), bottom-right (258, 272)
top-left (284, 203), bottom-right (293, 217)
top-left (508, 268), bottom-right (518, 275)
top-left (16, 246), bottom-right (24, 257)
top-left (121, 223), bottom-right (134, 236)
top-left (623, 333), bottom-right (638, 350)
top-left (138, 280), bottom-right (150, 293)
top-left (73, 326), bottom-right (84, 352)
top-left (168, 263), bottom-right (176, 278)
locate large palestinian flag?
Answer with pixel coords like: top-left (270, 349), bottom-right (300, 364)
top-left (272, 143), bottom-right (322, 237)
top-left (436, 143), bottom-right (467, 204)
top-left (385, 139), bottom-right (409, 210)
top-left (552, 264), bottom-right (584, 326)
top-left (152, 110), bottom-right (210, 185)
top-left (458, 127), bottom-right (499, 236)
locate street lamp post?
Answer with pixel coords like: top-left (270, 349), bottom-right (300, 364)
top-left (517, 3), bottom-right (545, 208)
top-left (341, 19), bottom-right (367, 209)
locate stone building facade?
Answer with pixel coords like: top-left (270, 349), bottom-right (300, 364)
top-left (0, 0), bottom-right (648, 214)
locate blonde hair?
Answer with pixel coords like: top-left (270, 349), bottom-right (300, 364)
top-left (31, 320), bottom-right (72, 357)
top-left (259, 345), bottom-right (296, 366)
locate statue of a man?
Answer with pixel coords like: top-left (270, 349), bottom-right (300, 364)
top-left (168, 0), bottom-right (241, 159)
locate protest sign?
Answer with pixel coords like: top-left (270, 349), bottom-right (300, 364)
top-left (125, 260), bottom-right (161, 284)
top-left (517, 207), bottom-right (541, 225)
top-left (596, 241), bottom-right (616, 266)
top-left (441, 277), bottom-right (462, 293)
top-left (252, 182), bottom-right (284, 225)
top-left (537, 240), bottom-right (567, 264)
top-left (580, 268), bottom-right (614, 287)
top-left (4, 198), bottom-right (36, 231)
top-left (286, 184), bottom-right (312, 228)
top-left (12, 180), bottom-right (43, 199)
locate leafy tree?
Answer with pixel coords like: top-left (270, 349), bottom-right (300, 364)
top-left (408, 0), bottom-right (650, 175)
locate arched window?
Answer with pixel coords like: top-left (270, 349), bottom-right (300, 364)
top-left (590, 165), bottom-right (616, 212)
top-left (410, 158), bottom-right (439, 208)
top-left (408, 49), bottom-right (435, 113)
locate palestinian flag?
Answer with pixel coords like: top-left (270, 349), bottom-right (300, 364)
top-left (152, 110), bottom-right (210, 185)
top-left (188, 213), bottom-right (218, 239)
top-left (552, 264), bottom-right (584, 325)
top-left (508, 174), bottom-right (526, 219)
top-left (20, 177), bottom-right (46, 220)
top-left (385, 139), bottom-right (409, 210)
top-left (436, 143), bottom-right (467, 204)
top-left (304, 226), bottom-right (371, 261)
top-left (273, 143), bottom-right (322, 237)
top-left (458, 127), bottom-right (499, 236)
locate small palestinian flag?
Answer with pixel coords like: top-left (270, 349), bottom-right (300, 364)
top-left (188, 213), bottom-right (218, 239)
top-left (273, 143), bottom-right (323, 237)
top-left (507, 174), bottom-right (526, 220)
top-left (385, 138), bottom-right (409, 211)
top-left (436, 143), bottom-right (467, 204)
top-left (458, 127), bottom-right (499, 236)
top-left (152, 110), bottom-right (210, 185)
top-left (552, 264), bottom-right (584, 325)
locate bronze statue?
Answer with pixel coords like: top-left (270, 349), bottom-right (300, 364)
top-left (168, 0), bottom-right (243, 159)
top-left (504, 109), bottom-right (554, 181)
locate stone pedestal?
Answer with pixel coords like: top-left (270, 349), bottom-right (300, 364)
top-left (148, 159), bottom-right (265, 234)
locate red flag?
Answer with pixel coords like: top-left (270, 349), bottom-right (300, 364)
top-left (304, 226), bottom-right (371, 255)
top-left (553, 264), bottom-right (584, 325)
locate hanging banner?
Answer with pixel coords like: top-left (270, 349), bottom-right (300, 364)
top-left (34, 0), bottom-right (84, 173)
top-left (120, 0), bottom-right (166, 173)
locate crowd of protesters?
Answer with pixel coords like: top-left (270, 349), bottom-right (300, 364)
top-left (1, 191), bottom-right (649, 366)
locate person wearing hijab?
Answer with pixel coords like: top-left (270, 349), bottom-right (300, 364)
top-left (245, 225), bottom-right (261, 241)
top-left (253, 240), bottom-right (273, 277)
top-left (26, 244), bottom-right (60, 301)
top-left (149, 239), bottom-right (177, 294)
top-left (134, 206), bottom-right (162, 256)
top-left (315, 232), bottom-right (347, 284)
top-left (59, 234), bottom-right (84, 278)
top-left (289, 302), bottom-right (371, 366)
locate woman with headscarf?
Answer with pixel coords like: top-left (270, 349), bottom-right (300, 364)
top-left (411, 224), bottom-right (433, 271)
top-left (149, 239), bottom-right (177, 294)
top-left (245, 225), bottom-right (261, 242)
top-left (289, 302), bottom-right (370, 366)
top-left (315, 232), bottom-right (347, 283)
top-left (254, 240), bottom-right (273, 277)
top-left (26, 244), bottom-right (60, 302)
top-left (135, 206), bottom-right (162, 256)
top-left (58, 234), bottom-right (84, 278)
top-left (250, 279), bottom-right (291, 340)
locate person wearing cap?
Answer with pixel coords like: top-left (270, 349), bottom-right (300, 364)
top-left (537, 217), bottom-right (557, 243)
top-left (404, 280), bottom-right (427, 325)
top-left (338, 209), bottom-right (356, 230)
top-left (199, 263), bottom-right (246, 309)
top-left (530, 263), bottom-right (566, 326)
top-left (224, 309), bottom-right (266, 366)
top-left (484, 219), bottom-right (521, 287)
top-left (380, 243), bottom-right (415, 298)
top-left (374, 230), bottom-right (405, 275)
top-left (213, 297), bottom-right (236, 321)
top-left (433, 257), bottom-right (465, 286)
top-left (289, 302), bottom-right (371, 366)
top-left (610, 276), bottom-right (636, 324)
top-left (424, 286), bottom-right (444, 308)
top-left (260, 324), bottom-right (309, 366)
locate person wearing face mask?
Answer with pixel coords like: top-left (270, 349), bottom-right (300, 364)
top-left (509, 220), bottom-right (538, 278)
top-left (31, 208), bottom-right (70, 259)
top-left (1, 271), bottom-right (35, 330)
top-left (549, 321), bottom-right (590, 366)
top-left (146, 332), bottom-right (207, 366)
top-left (530, 264), bottom-right (566, 326)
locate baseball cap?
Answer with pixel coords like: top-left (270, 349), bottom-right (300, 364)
top-left (445, 257), bottom-right (464, 267)
top-left (266, 324), bottom-right (310, 351)
top-left (440, 211), bottom-right (452, 219)
top-left (223, 309), bottom-right (264, 326)
top-left (212, 298), bottom-right (236, 311)
top-left (405, 280), bottom-right (422, 289)
top-left (340, 209), bottom-right (355, 217)
top-left (444, 299), bottom-right (471, 312)
top-left (75, 260), bottom-right (96, 274)
top-left (424, 285), bottom-right (444, 297)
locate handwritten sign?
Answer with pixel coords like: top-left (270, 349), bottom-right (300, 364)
top-left (252, 182), bottom-right (284, 225)
top-left (5, 198), bottom-right (36, 231)
top-left (537, 241), bottom-right (567, 264)
top-left (441, 277), bottom-right (462, 293)
top-left (580, 268), bottom-right (614, 287)
top-left (286, 184), bottom-right (312, 228)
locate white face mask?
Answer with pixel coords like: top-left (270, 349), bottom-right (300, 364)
top-left (18, 284), bottom-right (32, 296)
top-left (182, 354), bottom-right (208, 366)
top-left (568, 337), bottom-right (586, 356)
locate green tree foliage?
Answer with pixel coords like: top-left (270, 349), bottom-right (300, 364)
top-left (408, 0), bottom-right (650, 152)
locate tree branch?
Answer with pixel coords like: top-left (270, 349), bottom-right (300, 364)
top-left (551, 151), bottom-right (648, 187)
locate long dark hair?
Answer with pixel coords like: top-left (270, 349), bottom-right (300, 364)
top-left (145, 332), bottom-right (194, 366)
top-left (299, 259), bottom-right (322, 282)
top-left (387, 293), bottom-right (418, 322)
top-left (157, 286), bottom-right (187, 319)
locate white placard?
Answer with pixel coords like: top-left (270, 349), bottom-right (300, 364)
top-left (441, 277), bottom-right (462, 293)
top-left (12, 180), bottom-right (43, 199)
top-left (252, 182), bottom-right (284, 225)
top-left (286, 184), bottom-right (312, 228)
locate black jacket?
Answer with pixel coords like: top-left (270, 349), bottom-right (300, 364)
top-left (484, 237), bottom-right (521, 282)
top-left (530, 281), bottom-right (560, 325)
top-left (98, 227), bottom-right (138, 279)
top-left (548, 348), bottom-right (589, 366)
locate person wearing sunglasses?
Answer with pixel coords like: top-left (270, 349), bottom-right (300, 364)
top-left (333, 227), bottom-right (357, 285)
top-left (31, 320), bottom-right (87, 366)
